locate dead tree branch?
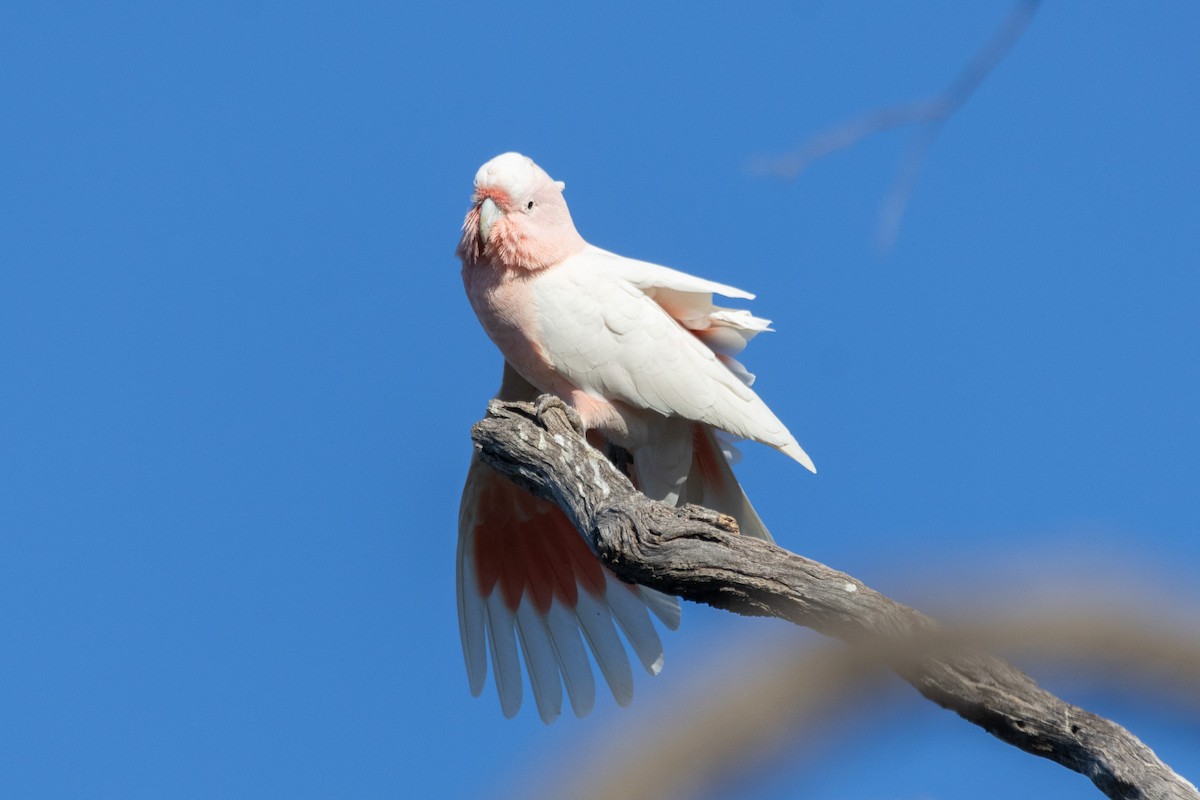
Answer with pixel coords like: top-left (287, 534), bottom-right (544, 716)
top-left (472, 396), bottom-right (1199, 800)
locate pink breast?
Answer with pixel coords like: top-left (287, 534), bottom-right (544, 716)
top-left (464, 264), bottom-right (572, 397)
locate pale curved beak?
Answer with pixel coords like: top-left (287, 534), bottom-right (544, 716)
top-left (478, 197), bottom-right (502, 245)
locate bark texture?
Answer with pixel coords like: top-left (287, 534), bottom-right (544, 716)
top-left (472, 396), bottom-right (1198, 800)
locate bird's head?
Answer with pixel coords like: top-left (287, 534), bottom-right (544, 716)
top-left (457, 153), bottom-right (585, 271)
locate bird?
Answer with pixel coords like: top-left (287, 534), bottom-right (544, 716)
top-left (456, 152), bottom-right (814, 723)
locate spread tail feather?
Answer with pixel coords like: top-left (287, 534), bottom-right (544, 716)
top-left (684, 424), bottom-right (775, 543)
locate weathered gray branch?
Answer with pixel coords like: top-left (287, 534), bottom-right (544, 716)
top-left (472, 396), bottom-right (1198, 800)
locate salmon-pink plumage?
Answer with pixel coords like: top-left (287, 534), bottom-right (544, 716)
top-left (457, 152), bottom-right (814, 722)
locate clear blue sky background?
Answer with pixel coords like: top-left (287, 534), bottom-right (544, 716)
top-left (2, 2), bottom-right (1197, 798)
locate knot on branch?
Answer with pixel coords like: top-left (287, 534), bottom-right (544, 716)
top-left (484, 395), bottom-right (584, 438)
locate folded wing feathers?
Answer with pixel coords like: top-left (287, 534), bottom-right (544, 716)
top-left (593, 245), bottom-right (754, 301)
top-left (563, 248), bottom-right (815, 471)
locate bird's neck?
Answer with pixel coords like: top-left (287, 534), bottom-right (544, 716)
top-left (495, 232), bottom-right (585, 273)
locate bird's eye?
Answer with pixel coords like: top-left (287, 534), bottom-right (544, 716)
top-left (526, 200), bottom-right (534, 210)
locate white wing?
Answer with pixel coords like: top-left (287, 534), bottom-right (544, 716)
top-left (532, 247), bottom-right (815, 471)
top-left (596, 245), bottom-right (754, 301)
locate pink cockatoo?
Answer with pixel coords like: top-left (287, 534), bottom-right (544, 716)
top-left (457, 152), bottom-right (815, 723)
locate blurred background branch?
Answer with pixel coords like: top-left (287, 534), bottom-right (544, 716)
top-left (533, 613), bottom-right (1200, 800)
top-left (753, 0), bottom-right (1042, 251)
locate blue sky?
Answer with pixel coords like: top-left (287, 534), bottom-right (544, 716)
top-left (2, 2), bottom-right (1198, 797)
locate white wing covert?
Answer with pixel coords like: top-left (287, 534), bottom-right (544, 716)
top-left (533, 247), bottom-right (815, 471)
